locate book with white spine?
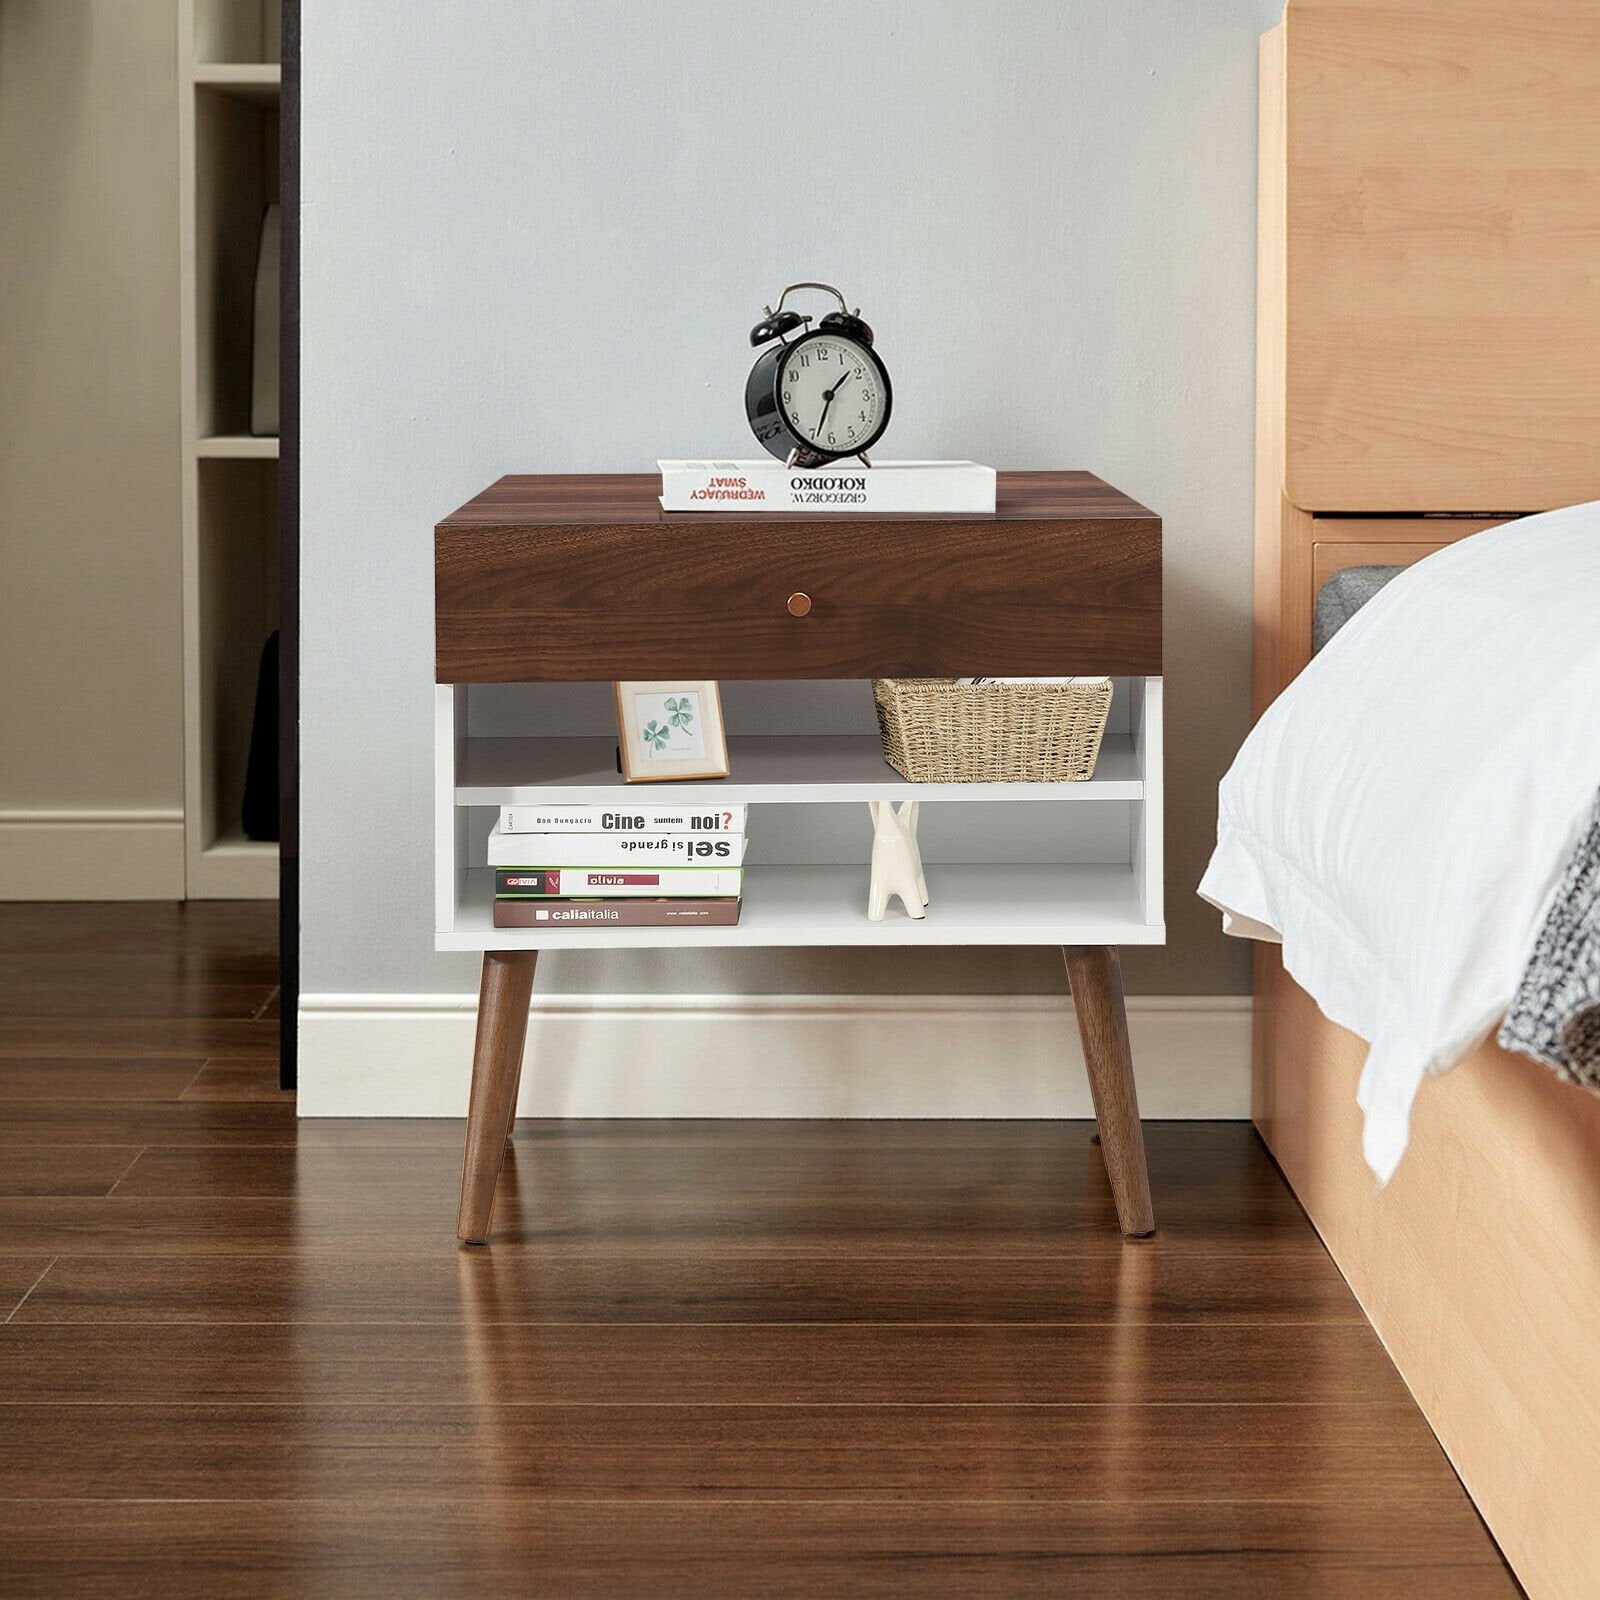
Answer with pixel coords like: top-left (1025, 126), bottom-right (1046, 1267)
top-left (488, 822), bottom-right (745, 868)
top-left (499, 804), bottom-right (746, 834)
top-left (659, 460), bottom-right (996, 514)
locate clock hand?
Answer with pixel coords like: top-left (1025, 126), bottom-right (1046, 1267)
top-left (816, 367), bottom-right (854, 432)
top-left (817, 386), bottom-right (838, 436)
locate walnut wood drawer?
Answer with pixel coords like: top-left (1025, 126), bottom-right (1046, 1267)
top-left (435, 472), bottom-right (1161, 682)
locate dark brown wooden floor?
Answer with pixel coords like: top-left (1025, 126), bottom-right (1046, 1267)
top-left (0, 903), bottom-right (1519, 1598)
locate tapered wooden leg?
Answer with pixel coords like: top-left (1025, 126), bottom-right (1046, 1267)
top-left (1062, 945), bottom-right (1154, 1237)
top-left (505, 1044), bottom-right (527, 1144)
top-left (457, 950), bottom-right (537, 1245)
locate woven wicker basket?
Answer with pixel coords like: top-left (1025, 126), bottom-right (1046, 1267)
top-left (872, 677), bottom-right (1113, 783)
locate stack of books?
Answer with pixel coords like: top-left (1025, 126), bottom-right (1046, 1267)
top-left (489, 803), bottom-right (747, 929)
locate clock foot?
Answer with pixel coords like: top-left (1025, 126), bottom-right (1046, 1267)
top-left (857, 452), bottom-right (872, 468)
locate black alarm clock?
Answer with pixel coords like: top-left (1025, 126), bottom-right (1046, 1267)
top-left (745, 282), bottom-right (892, 468)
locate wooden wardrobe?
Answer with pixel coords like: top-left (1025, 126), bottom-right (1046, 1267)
top-left (1253, 5), bottom-right (1600, 1598)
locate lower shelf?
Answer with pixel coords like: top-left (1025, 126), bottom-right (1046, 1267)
top-left (440, 865), bottom-right (1160, 951)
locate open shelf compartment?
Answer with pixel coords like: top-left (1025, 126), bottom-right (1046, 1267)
top-left (193, 0), bottom-right (281, 65)
top-left (442, 863), bottom-right (1156, 951)
top-left (436, 680), bottom-right (1163, 951)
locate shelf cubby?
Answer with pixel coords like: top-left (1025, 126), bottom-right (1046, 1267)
top-left (435, 679), bottom-right (1163, 952)
top-left (193, 0), bottom-right (280, 65)
top-left (192, 80), bottom-right (278, 439)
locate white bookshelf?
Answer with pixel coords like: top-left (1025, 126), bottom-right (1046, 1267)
top-left (178, 0), bottom-right (281, 898)
top-left (435, 680), bottom-right (1164, 952)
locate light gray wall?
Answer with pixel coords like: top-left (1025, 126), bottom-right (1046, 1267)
top-left (302, 0), bottom-right (1277, 1000)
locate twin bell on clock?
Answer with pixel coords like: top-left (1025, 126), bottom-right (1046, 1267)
top-left (745, 282), bottom-right (892, 469)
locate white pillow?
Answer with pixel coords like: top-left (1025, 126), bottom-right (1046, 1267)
top-left (1199, 502), bottom-right (1600, 1180)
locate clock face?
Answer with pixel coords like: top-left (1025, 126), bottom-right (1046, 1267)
top-left (777, 335), bottom-right (887, 457)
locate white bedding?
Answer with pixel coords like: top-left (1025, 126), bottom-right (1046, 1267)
top-left (1199, 502), bottom-right (1600, 1181)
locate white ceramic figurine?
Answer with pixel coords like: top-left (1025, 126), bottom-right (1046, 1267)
top-left (867, 800), bottom-right (929, 921)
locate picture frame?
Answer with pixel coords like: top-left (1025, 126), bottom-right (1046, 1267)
top-left (613, 680), bottom-right (730, 783)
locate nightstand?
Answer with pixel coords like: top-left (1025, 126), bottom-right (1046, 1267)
top-left (435, 472), bottom-right (1163, 1243)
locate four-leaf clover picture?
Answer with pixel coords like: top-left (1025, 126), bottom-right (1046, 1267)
top-left (614, 682), bottom-right (728, 782)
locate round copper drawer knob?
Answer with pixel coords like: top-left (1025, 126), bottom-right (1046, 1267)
top-left (786, 591), bottom-right (813, 617)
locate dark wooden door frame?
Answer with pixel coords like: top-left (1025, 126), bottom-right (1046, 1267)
top-left (279, 0), bottom-right (300, 1090)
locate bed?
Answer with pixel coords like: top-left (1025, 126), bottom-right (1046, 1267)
top-left (1209, 516), bottom-right (1600, 1178)
top-left (1239, 7), bottom-right (1600, 1598)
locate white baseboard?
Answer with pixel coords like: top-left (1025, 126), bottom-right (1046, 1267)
top-left (296, 991), bottom-right (1252, 1118)
top-left (0, 808), bottom-right (185, 900)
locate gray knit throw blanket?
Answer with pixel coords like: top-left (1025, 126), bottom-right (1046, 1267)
top-left (1500, 787), bottom-right (1600, 1089)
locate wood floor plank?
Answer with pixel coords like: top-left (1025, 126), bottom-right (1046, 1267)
top-left (0, 1120), bottom-right (1316, 1258)
top-left (0, 1400), bottom-right (1475, 1503)
top-left (0, 1109), bottom-right (1299, 1156)
top-left (0, 1104), bottom-right (444, 1148)
top-left (101, 1145), bottom-right (589, 1199)
top-left (0, 1059), bottom-right (205, 1103)
top-left (0, 983), bottom-right (277, 1020)
top-left (14, 1248), bottom-right (1368, 1325)
top-left (0, 1197), bottom-right (1343, 1257)
top-left (0, 1110), bottom-right (1338, 1252)
top-left (113, 1129), bottom-right (1300, 1198)
top-left (0, 1018), bottom-right (277, 1060)
top-left (180, 1059), bottom-right (292, 1102)
top-left (0, 902), bottom-right (276, 958)
top-left (0, 1498), bottom-right (1518, 1600)
top-left (99, 1130), bottom-right (1310, 1250)
top-left (0, 951), bottom-right (278, 986)
top-left (0, 1258), bottom-right (53, 1320)
top-left (0, 1320), bottom-right (1413, 1405)
top-left (0, 1198), bottom-right (443, 1254)
top-left (491, 1118), bottom-right (1283, 1157)
top-left (0, 1146), bottom-right (142, 1198)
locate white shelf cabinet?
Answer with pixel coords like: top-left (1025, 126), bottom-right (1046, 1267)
top-left (434, 680), bottom-right (1163, 952)
top-left (178, 0), bottom-right (281, 897)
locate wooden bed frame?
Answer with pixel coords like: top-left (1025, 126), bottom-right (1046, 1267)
top-left (1254, 7), bottom-right (1600, 1598)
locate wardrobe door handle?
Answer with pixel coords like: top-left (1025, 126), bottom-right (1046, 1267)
top-left (786, 592), bottom-right (813, 617)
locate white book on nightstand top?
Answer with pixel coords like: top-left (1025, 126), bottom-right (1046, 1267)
top-left (659, 460), bottom-right (996, 513)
